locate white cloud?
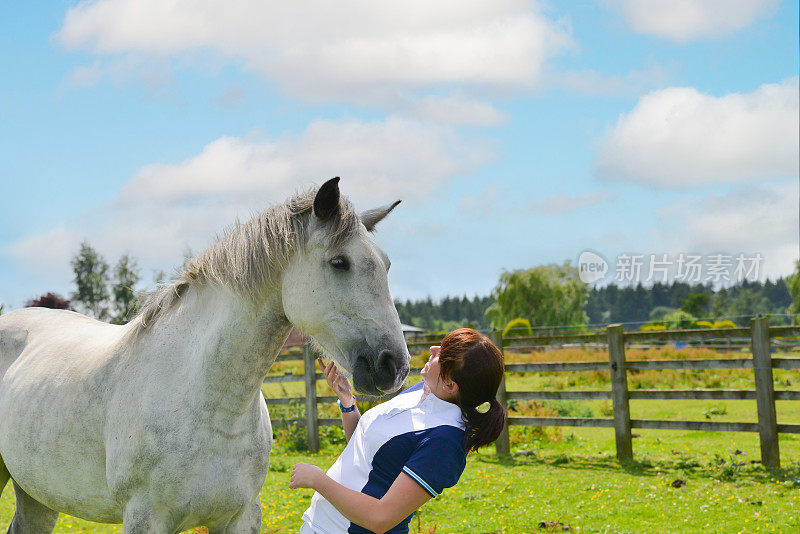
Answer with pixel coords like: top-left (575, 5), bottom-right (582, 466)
top-left (122, 117), bottom-right (490, 203)
top-left (605, 0), bottom-right (778, 42)
top-left (595, 78), bottom-right (799, 188)
top-left (8, 117), bottom-right (492, 288)
top-left (458, 183), bottom-right (501, 210)
top-left (533, 191), bottom-right (609, 214)
top-left (64, 60), bottom-right (104, 87)
top-left (7, 224), bottom-right (79, 277)
top-left (60, 55), bottom-right (178, 101)
top-left (658, 181), bottom-right (798, 280)
top-left (551, 64), bottom-right (672, 96)
top-left (403, 96), bottom-right (509, 127)
top-left (57, 0), bottom-right (572, 108)
top-left (215, 85), bottom-right (245, 108)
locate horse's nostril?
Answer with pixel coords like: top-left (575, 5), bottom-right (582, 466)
top-left (377, 350), bottom-right (397, 378)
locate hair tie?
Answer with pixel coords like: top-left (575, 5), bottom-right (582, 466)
top-left (475, 401), bottom-right (491, 414)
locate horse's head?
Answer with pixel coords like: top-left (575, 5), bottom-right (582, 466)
top-left (281, 178), bottom-right (410, 395)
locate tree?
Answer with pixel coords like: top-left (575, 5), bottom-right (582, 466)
top-left (70, 241), bottom-right (110, 320)
top-left (111, 254), bottom-right (141, 324)
top-left (680, 293), bottom-right (709, 317)
top-left (728, 288), bottom-right (772, 325)
top-left (485, 262), bottom-right (588, 330)
top-left (788, 261), bottom-right (800, 322)
top-left (25, 292), bottom-right (72, 310)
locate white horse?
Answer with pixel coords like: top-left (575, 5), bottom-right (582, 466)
top-left (0, 178), bottom-right (410, 533)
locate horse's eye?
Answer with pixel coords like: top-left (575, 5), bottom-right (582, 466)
top-left (329, 256), bottom-right (350, 272)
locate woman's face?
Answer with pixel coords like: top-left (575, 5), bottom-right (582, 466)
top-left (421, 345), bottom-right (442, 385)
top-left (421, 346), bottom-right (457, 401)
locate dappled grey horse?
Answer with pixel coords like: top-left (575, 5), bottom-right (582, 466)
top-left (0, 177), bottom-right (410, 533)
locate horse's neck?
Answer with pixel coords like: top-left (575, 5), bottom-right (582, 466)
top-left (161, 284), bottom-right (291, 416)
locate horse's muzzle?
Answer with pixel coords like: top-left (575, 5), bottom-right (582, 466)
top-left (352, 347), bottom-right (410, 395)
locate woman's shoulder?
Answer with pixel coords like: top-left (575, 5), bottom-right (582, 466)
top-left (418, 423), bottom-right (466, 442)
top-left (399, 381), bottom-right (424, 395)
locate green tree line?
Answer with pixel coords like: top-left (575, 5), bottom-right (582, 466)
top-left (585, 279), bottom-right (792, 326)
top-left (394, 294), bottom-right (495, 331)
top-left (395, 264), bottom-right (797, 332)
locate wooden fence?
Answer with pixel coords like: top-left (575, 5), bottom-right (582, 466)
top-left (263, 317), bottom-right (800, 468)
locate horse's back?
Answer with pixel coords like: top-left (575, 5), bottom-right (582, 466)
top-left (0, 311), bottom-right (31, 376)
top-left (0, 308), bottom-right (128, 522)
top-left (0, 306), bottom-right (125, 364)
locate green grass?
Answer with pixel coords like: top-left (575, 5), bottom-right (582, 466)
top-left (1, 347), bottom-right (798, 532)
top-left (2, 435), bottom-right (797, 533)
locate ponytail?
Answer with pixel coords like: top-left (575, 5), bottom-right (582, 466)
top-left (461, 398), bottom-right (507, 452)
top-left (438, 328), bottom-right (507, 453)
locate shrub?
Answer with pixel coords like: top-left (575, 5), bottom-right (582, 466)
top-left (641, 323), bottom-right (666, 331)
top-left (662, 310), bottom-right (697, 330)
top-left (508, 401), bottom-right (563, 442)
top-left (695, 320), bottom-right (713, 329)
top-left (703, 403), bottom-right (728, 419)
top-left (269, 402), bottom-right (308, 451)
top-left (503, 317), bottom-right (533, 337)
top-left (320, 426), bottom-right (346, 448)
top-left (711, 454), bottom-right (743, 481)
top-left (649, 306), bottom-right (676, 320)
top-left (545, 400), bottom-right (594, 418)
top-left (25, 292), bottom-right (73, 310)
top-left (713, 320), bottom-right (737, 329)
top-left (552, 454), bottom-right (570, 465)
top-left (269, 457), bottom-right (289, 472)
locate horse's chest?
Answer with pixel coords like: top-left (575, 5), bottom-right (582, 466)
top-left (170, 458), bottom-right (265, 528)
top-left (107, 403), bottom-right (271, 522)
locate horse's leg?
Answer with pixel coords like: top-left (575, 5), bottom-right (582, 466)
top-left (208, 498), bottom-right (261, 534)
top-left (121, 495), bottom-right (171, 534)
top-left (7, 481), bottom-right (58, 534)
top-left (0, 456), bottom-right (10, 497)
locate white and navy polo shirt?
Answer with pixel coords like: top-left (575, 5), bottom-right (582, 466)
top-left (301, 382), bottom-right (467, 534)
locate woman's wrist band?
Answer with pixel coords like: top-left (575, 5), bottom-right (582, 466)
top-left (338, 397), bottom-right (357, 413)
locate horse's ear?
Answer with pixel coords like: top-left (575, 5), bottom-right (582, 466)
top-left (360, 200), bottom-right (401, 232)
top-left (313, 177), bottom-right (341, 220)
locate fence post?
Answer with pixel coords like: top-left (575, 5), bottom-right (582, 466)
top-left (489, 330), bottom-right (510, 456)
top-left (751, 316), bottom-right (779, 469)
top-left (303, 341), bottom-right (320, 452)
top-left (607, 324), bottom-right (633, 462)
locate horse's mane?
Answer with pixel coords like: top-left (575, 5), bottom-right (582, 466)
top-left (124, 186), bottom-right (359, 342)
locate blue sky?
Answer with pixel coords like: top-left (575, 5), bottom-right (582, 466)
top-left (1, 0), bottom-right (798, 310)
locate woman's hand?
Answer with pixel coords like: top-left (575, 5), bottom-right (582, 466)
top-left (318, 357), bottom-right (355, 406)
top-left (289, 462), bottom-right (324, 490)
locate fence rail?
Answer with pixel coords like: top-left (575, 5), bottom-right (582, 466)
top-left (265, 318), bottom-right (800, 468)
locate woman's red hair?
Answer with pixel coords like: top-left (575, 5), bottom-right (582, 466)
top-left (438, 328), bottom-right (506, 452)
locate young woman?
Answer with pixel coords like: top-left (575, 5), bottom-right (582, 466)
top-left (289, 328), bottom-right (506, 534)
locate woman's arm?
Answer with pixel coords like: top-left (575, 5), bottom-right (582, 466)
top-left (290, 463), bottom-right (432, 534)
top-left (318, 358), bottom-right (360, 442)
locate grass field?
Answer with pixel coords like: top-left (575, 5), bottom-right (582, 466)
top-left (0, 347), bottom-right (798, 533)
